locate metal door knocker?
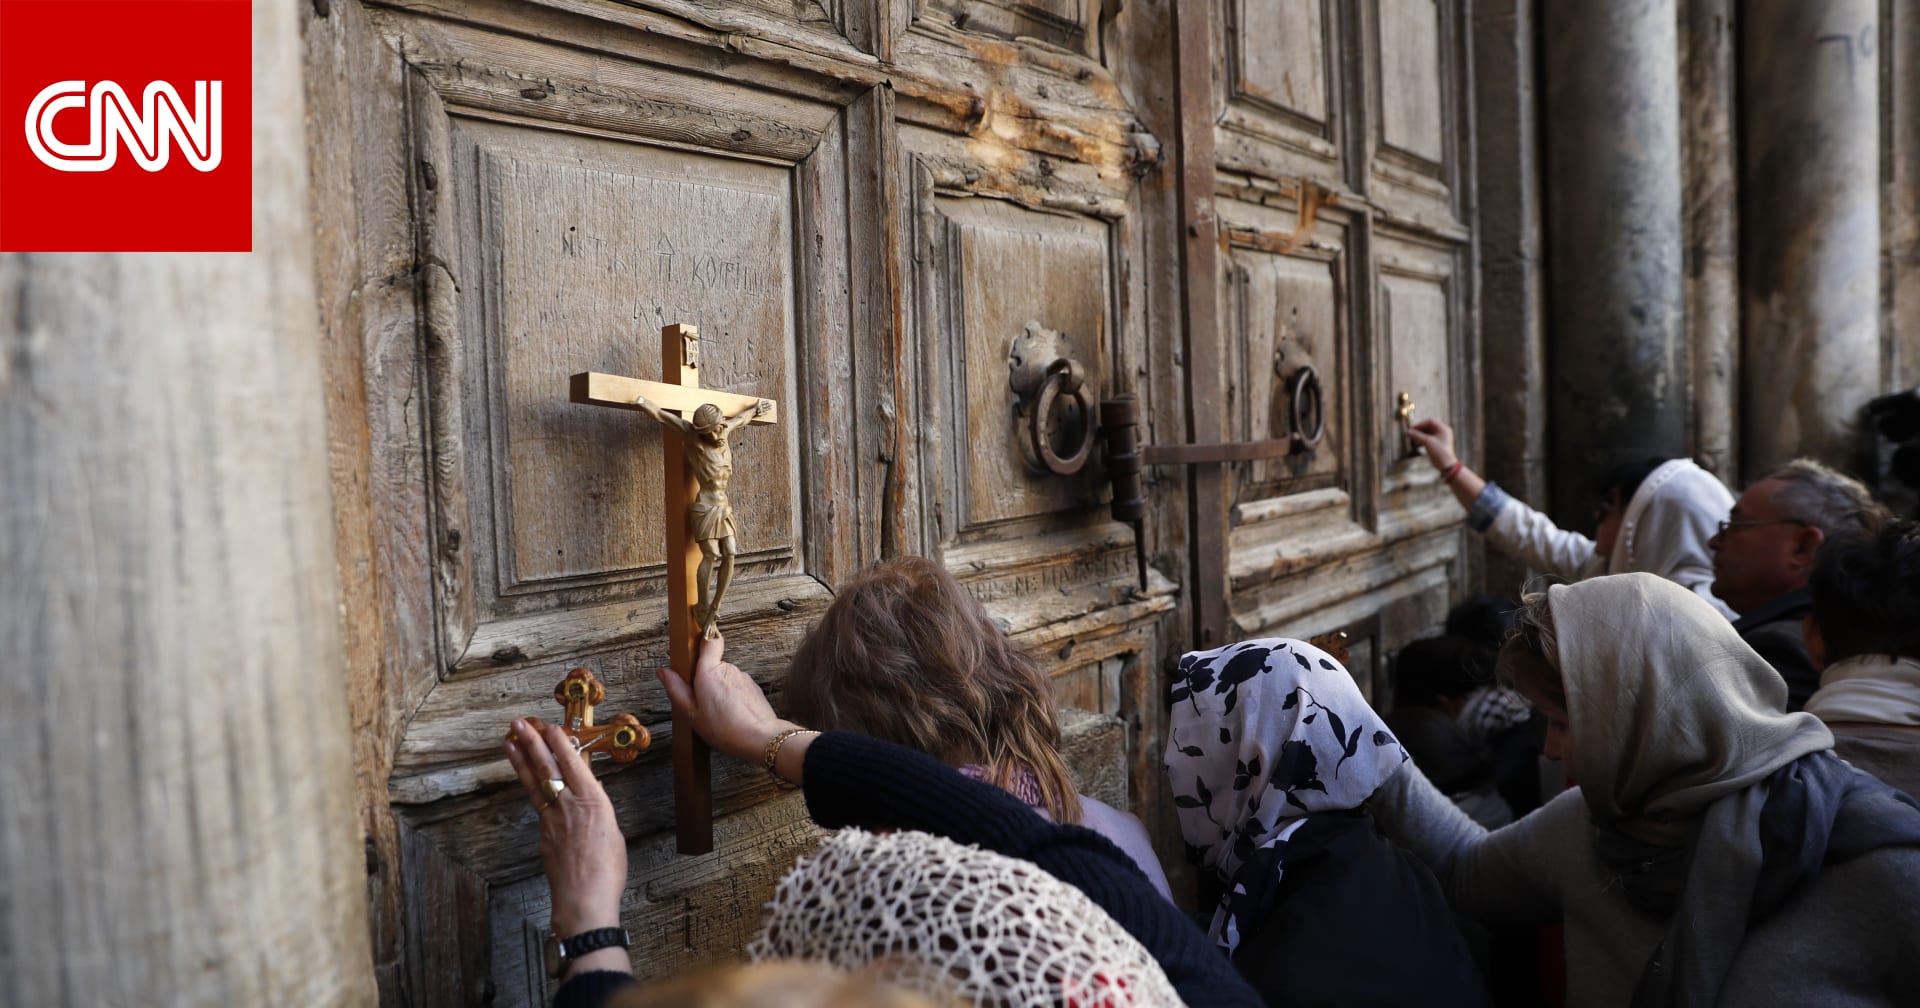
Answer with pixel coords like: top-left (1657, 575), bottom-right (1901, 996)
top-left (1009, 321), bottom-right (1096, 476)
top-left (1285, 365), bottom-right (1325, 454)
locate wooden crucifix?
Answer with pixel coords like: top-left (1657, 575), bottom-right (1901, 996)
top-left (570, 322), bottom-right (778, 855)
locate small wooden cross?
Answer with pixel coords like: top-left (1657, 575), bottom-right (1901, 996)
top-left (526, 668), bottom-right (651, 763)
top-left (570, 323), bottom-right (778, 855)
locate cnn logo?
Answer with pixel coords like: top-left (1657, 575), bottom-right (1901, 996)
top-left (1, 0), bottom-right (250, 251)
top-left (25, 80), bottom-right (222, 173)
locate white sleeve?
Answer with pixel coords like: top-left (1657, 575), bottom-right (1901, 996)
top-left (1484, 494), bottom-right (1606, 582)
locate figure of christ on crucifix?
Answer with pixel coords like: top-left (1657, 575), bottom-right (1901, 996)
top-left (628, 394), bottom-right (773, 639)
top-left (571, 323), bottom-right (780, 853)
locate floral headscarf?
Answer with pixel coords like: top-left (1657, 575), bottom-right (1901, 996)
top-left (1164, 637), bottom-right (1407, 949)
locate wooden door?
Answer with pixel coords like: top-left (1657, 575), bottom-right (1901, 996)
top-left (307, 0), bottom-right (1203, 1003)
top-left (1188, 0), bottom-right (1478, 700)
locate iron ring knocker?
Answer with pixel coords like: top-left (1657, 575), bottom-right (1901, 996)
top-left (1031, 359), bottom-right (1096, 475)
top-left (1288, 365), bottom-right (1325, 454)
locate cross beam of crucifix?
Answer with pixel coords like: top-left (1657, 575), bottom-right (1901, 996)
top-left (570, 322), bottom-right (778, 855)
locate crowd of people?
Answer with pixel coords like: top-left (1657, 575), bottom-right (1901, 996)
top-left (504, 422), bottom-right (1920, 1007)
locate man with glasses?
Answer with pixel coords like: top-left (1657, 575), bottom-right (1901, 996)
top-left (1708, 459), bottom-right (1885, 710)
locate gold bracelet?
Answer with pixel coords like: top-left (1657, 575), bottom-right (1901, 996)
top-left (763, 727), bottom-right (819, 786)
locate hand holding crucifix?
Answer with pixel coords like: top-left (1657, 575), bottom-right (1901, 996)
top-left (570, 322), bottom-right (779, 854)
top-left (628, 393), bottom-right (774, 640)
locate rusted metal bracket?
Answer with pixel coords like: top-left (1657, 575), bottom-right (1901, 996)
top-left (1306, 630), bottom-right (1352, 665)
top-left (1138, 366), bottom-right (1325, 465)
top-left (1140, 437), bottom-right (1296, 466)
top-left (1098, 395), bottom-right (1149, 592)
top-left (1098, 364), bottom-right (1330, 592)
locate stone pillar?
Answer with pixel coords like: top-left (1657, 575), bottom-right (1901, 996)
top-left (1887, 0), bottom-right (1920, 394)
top-left (1740, 1), bottom-right (1881, 475)
top-left (1542, 0), bottom-right (1688, 526)
top-left (0, 1), bottom-right (376, 1003)
top-left (1682, 0), bottom-right (1739, 478)
top-left (1472, 0), bottom-right (1548, 591)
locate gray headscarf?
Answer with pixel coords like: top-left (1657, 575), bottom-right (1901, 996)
top-left (1550, 572), bottom-right (1829, 846)
top-left (1545, 574), bottom-right (1920, 1007)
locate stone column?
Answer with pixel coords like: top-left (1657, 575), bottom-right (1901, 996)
top-left (1542, 0), bottom-right (1688, 526)
top-left (1682, 0), bottom-right (1739, 478)
top-left (1886, 0), bottom-right (1920, 394)
top-left (1472, 0), bottom-right (1548, 590)
top-left (1740, 1), bottom-right (1881, 475)
top-left (0, 1), bottom-right (376, 1003)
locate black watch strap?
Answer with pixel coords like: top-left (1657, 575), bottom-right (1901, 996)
top-left (558, 926), bottom-right (630, 961)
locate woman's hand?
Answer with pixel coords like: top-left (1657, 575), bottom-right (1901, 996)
top-left (1405, 417), bottom-right (1487, 509)
top-left (1407, 418), bottom-right (1458, 472)
top-left (657, 635), bottom-right (797, 765)
top-left (504, 718), bottom-right (630, 977)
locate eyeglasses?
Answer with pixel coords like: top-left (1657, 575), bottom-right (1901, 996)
top-left (1714, 518), bottom-right (1810, 537)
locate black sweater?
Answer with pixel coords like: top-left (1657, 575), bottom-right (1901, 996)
top-left (555, 731), bottom-right (1260, 1007)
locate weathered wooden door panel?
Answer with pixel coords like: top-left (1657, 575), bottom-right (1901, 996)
top-left (317, 0), bottom-right (1482, 1001)
top-left (318, 0), bottom-right (1201, 1002)
top-left (386, 14), bottom-right (868, 789)
top-left (922, 0), bottom-right (1101, 56)
top-left (1217, 0), bottom-right (1344, 181)
top-left (891, 0), bottom-right (1175, 812)
top-left (322, 3), bottom-right (905, 1002)
top-left (1365, 0), bottom-right (1462, 214)
top-left (1203, 1), bottom-right (1474, 660)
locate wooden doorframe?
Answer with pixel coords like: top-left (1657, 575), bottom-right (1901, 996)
top-left (1171, 0), bottom-right (1232, 653)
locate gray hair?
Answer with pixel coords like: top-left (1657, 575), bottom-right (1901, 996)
top-left (1762, 459), bottom-right (1885, 536)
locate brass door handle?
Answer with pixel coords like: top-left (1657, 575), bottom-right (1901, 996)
top-left (1396, 391), bottom-right (1419, 458)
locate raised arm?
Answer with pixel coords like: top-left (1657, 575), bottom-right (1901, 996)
top-left (1368, 760), bottom-right (1569, 926)
top-left (630, 394), bottom-right (693, 435)
top-left (1407, 417), bottom-right (1487, 510)
top-left (1410, 417), bottom-right (1601, 579)
top-left (721, 398), bottom-right (772, 436)
top-left (657, 637), bottom-right (1263, 1008)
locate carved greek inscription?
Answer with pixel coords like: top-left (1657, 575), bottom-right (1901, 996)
top-left (965, 552), bottom-right (1137, 605)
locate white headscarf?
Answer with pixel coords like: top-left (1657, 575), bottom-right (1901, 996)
top-left (1164, 637), bottom-right (1407, 883)
top-left (749, 828), bottom-right (1182, 1008)
top-left (1606, 459), bottom-right (1734, 617)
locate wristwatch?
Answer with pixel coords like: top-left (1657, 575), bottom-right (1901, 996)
top-left (543, 926), bottom-right (631, 979)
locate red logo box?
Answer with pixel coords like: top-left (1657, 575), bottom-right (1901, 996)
top-left (1, 0), bottom-right (251, 251)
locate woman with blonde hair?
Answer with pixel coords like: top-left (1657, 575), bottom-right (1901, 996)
top-left (783, 556), bottom-right (1172, 899)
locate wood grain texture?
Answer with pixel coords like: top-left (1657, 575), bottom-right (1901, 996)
top-left (1224, 214), bottom-right (1350, 494)
top-left (570, 372), bottom-right (779, 425)
top-left (657, 325), bottom-right (715, 853)
top-left (303, 0), bottom-right (422, 998)
top-left (0, 3), bottom-right (373, 1003)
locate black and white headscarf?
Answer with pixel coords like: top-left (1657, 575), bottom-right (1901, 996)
top-left (1165, 637), bottom-right (1407, 953)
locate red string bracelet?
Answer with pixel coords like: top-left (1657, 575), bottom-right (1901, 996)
top-left (1441, 460), bottom-right (1465, 484)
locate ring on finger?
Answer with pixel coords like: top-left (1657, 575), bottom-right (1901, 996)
top-left (540, 777), bottom-right (566, 809)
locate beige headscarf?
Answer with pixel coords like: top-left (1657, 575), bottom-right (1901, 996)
top-left (1549, 572), bottom-right (1831, 846)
